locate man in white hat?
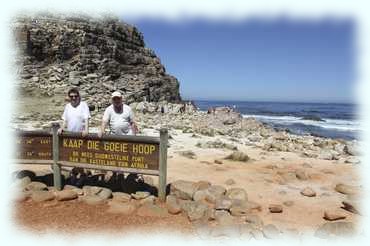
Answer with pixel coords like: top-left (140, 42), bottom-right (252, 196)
top-left (98, 91), bottom-right (137, 137)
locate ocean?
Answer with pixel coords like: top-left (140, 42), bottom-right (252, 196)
top-left (194, 100), bottom-right (360, 140)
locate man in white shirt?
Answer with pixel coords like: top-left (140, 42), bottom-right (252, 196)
top-left (98, 91), bottom-right (137, 137)
top-left (58, 87), bottom-right (90, 136)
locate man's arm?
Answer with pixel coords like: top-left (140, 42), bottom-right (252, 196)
top-left (98, 121), bottom-right (107, 138)
top-left (82, 119), bottom-right (89, 137)
top-left (58, 120), bottom-right (67, 134)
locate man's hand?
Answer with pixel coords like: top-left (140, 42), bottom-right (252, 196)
top-left (57, 128), bottom-right (64, 135)
top-left (82, 130), bottom-right (88, 137)
top-left (132, 122), bottom-right (138, 135)
top-left (97, 130), bottom-right (103, 138)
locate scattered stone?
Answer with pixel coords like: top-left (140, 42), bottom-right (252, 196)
top-left (245, 214), bottom-right (264, 229)
top-left (178, 150), bottom-right (197, 159)
top-left (82, 186), bottom-right (102, 196)
top-left (55, 190), bottom-right (78, 201)
top-left (345, 156), bottom-right (360, 164)
top-left (31, 190), bottom-right (55, 202)
top-left (251, 229), bottom-right (264, 240)
top-left (214, 159), bottom-right (223, 164)
top-left (112, 192), bottom-right (131, 203)
top-left (300, 187), bottom-right (316, 197)
top-left (323, 211), bottom-right (346, 221)
top-left (185, 202), bottom-right (209, 221)
top-left (131, 191), bottom-right (150, 200)
top-left (25, 182), bottom-right (47, 192)
top-left (224, 151), bottom-right (249, 162)
top-left (193, 180), bottom-right (211, 191)
top-left (295, 170), bottom-right (308, 180)
top-left (224, 178), bottom-right (236, 185)
top-left (225, 188), bottom-right (248, 201)
top-left (263, 224), bottom-right (280, 239)
top-left (334, 183), bottom-right (359, 195)
top-left (269, 204), bottom-right (283, 213)
top-left (193, 190), bottom-right (208, 202)
top-left (205, 185), bottom-right (226, 203)
top-left (215, 197), bottom-right (233, 210)
top-left (139, 195), bottom-right (155, 205)
top-left (170, 180), bottom-right (197, 200)
top-left (81, 195), bottom-right (107, 205)
top-left (283, 200), bottom-right (294, 207)
top-left (341, 200), bottom-right (360, 214)
top-left (214, 210), bottom-right (235, 225)
top-left (166, 195), bottom-right (181, 214)
top-left (230, 200), bottom-right (261, 216)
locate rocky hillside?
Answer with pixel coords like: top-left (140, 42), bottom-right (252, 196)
top-left (13, 14), bottom-right (182, 113)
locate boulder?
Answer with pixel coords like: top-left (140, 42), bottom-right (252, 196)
top-left (25, 182), bottom-right (47, 192)
top-left (225, 188), bottom-right (248, 201)
top-left (230, 200), bottom-right (261, 216)
top-left (334, 183), bottom-right (359, 195)
top-left (112, 192), bottom-right (131, 203)
top-left (55, 190), bottom-right (78, 201)
top-left (341, 200), bottom-right (360, 214)
top-left (166, 195), bottom-right (181, 214)
top-left (170, 180), bottom-right (197, 200)
top-left (81, 195), bottom-right (107, 205)
top-left (224, 178), bottom-right (236, 185)
top-left (300, 187), bottom-right (316, 197)
top-left (323, 211), bottom-right (346, 221)
top-left (215, 197), bottom-right (233, 210)
top-left (31, 190), bottom-right (55, 202)
top-left (185, 202), bottom-right (209, 221)
top-left (262, 224), bottom-right (280, 239)
top-left (245, 214), bottom-right (264, 229)
top-left (132, 191), bottom-right (150, 200)
top-left (269, 204), bottom-right (283, 213)
top-left (224, 151), bottom-right (249, 162)
top-left (205, 185), bottom-right (226, 203)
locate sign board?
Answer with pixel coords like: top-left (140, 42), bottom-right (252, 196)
top-left (58, 133), bottom-right (160, 175)
top-left (16, 131), bottom-right (53, 162)
top-left (14, 124), bottom-right (168, 201)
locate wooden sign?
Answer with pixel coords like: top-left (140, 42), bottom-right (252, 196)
top-left (14, 124), bottom-right (168, 201)
top-left (16, 131), bottom-right (52, 162)
top-left (58, 133), bottom-right (160, 175)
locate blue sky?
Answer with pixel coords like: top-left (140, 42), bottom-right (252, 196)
top-left (126, 17), bottom-right (355, 103)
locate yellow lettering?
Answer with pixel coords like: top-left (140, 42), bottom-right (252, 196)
top-left (87, 140), bottom-right (100, 150)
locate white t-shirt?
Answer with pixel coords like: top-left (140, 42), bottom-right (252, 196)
top-left (103, 104), bottom-right (134, 135)
top-left (62, 101), bottom-right (90, 132)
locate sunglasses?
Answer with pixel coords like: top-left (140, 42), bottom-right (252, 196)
top-left (69, 94), bottom-right (79, 98)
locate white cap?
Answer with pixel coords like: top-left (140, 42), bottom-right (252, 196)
top-left (111, 91), bottom-right (122, 98)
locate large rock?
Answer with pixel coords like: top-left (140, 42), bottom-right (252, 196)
top-left (185, 202), bottom-right (209, 221)
top-left (170, 180), bottom-right (197, 200)
top-left (230, 200), bottom-right (261, 216)
top-left (166, 195), bottom-right (181, 214)
top-left (334, 183), bottom-right (359, 195)
top-left (25, 182), bottom-right (47, 192)
top-left (31, 190), bottom-right (55, 202)
top-left (14, 14), bottom-right (182, 118)
top-left (205, 185), bottom-right (226, 203)
top-left (224, 151), bottom-right (250, 162)
top-left (323, 211), bottom-right (346, 221)
top-left (55, 190), bottom-right (78, 201)
top-left (262, 224), bottom-right (280, 239)
top-left (225, 188), bottom-right (248, 201)
top-left (300, 187), bottom-right (316, 197)
top-left (112, 192), bottom-right (131, 203)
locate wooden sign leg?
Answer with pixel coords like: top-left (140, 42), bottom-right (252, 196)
top-left (52, 123), bottom-right (62, 190)
top-left (158, 128), bottom-right (168, 202)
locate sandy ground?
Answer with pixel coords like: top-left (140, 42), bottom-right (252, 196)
top-left (12, 129), bottom-right (361, 234)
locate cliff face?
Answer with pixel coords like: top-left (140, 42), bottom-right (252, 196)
top-left (13, 14), bottom-right (182, 109)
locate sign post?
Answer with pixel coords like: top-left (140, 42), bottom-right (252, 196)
top-left (52, 123), bottom-right (62, 190)
top-left (158, 128), bottom-right (168, 202)
top-left (15, 127), bottom-right (168, 200)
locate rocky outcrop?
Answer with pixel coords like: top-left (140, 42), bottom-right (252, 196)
top-left (13, 13), bottom-right (182, 112)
